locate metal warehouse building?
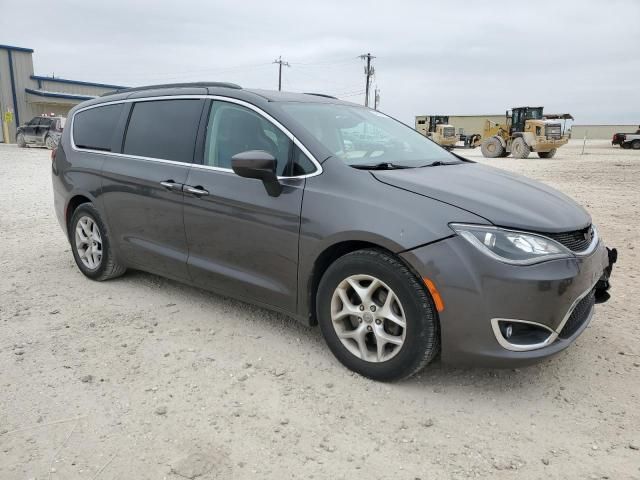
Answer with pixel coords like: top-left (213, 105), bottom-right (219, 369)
top-left (0, 44), bottom-right (125, 143)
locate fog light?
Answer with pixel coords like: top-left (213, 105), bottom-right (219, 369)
top-left (505, 324), bottom-right (513, 339)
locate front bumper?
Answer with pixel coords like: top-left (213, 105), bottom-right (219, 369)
top-left (401, 235), bottom-right (615, 367)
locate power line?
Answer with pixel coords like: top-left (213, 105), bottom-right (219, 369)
top-left (273, 56), bottom-right (290, 91)
top-left (359, 53), bottom-right (375, 107)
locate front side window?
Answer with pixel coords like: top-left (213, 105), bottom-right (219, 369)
top-left (123, 99), bottom-right (203, 163)
top-left (204, 102), bottom-right (292, 176)
top-left (73, 103), bottom-right (124, 152)
top-left (278, 103), bottom-right (457, 168)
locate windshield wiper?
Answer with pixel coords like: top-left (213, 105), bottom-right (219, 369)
top-left (351, 162), bottom-right (413, 170)
top-left (419, 160), bottom-right (459, 167)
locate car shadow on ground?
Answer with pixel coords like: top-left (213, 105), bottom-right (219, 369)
top-left (115, 269), bottom-right (562, 392)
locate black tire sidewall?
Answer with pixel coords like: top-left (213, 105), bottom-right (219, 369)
top-left (69, 204), bottom-right (114, 280)
top-left (317, 251), bottom-right (438, 381)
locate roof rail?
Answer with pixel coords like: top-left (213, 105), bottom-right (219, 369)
top-left (101, 82), bottom-right (242, 97)
top-left (303, 92), bottom-right (338, 99)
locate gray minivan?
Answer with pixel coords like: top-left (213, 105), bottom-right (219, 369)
top-left (52, 82), bottom-right (615, 381)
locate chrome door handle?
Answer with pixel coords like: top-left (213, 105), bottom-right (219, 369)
top-left (183, 185), bottom-right (209, 196)
top-left (160, 180), bottom-right (182, 190)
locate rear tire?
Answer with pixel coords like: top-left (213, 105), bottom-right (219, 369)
top-left (45, 135), bottom-right (55, 150)
top-left (69, 203), bottom-right (126, 281)
top-left (316, 249), bottom-right (440, 382)
top-left (17, 133), bottom-right (26, 148)
top-left (632, 140), bottom-right (640, 150)
top-left (538, 149), bottom-right (557, 159)
top-left (480, 137), bottom-right (504, 158)
top-left (511, 137), bottom-right (531, 158)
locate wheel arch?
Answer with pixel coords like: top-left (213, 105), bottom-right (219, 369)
top-left (306, 238), bottom-right (432, 327)
top-left (65, 194), bottom-right (94, 235)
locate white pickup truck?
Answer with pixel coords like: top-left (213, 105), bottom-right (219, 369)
top-left (612, 129), bottom-right (640, 149)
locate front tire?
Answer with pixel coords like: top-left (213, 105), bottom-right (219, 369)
top-left (538, 149), bottom-right (557, 158)
top-left (17, 133), bottom-right (27, 148)
top-left (511, 137), bottom-right (531, 158)
top-left (69, 203), bottom-right (126, 281)
top-left (480, 137), bottom-right (504, 158)
top-left (316, 249), bottom-right (439, 381)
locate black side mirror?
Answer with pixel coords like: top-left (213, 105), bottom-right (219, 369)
top-left (231, 150), bottom-right (282, 197)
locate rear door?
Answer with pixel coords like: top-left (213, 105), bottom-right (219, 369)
top-left (22, 118), bottom-right (39, 142)
top-left (36, 117), bottom-right (53, 144)
top-left (182, 99), bottom-right (313, 311)
top-left (99, 98), bottom-right (205, 281)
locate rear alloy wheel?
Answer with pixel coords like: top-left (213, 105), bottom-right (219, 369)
top-left (511, 137), bottom-right (531, 159)
top-left (480, 137), bottom-right (504, 158)
top-left (17, 133), bottom-right (27, 148)
top-left (45, 135), bottom-right (55, 150)
top-left (538, 149), bottom-right (557, 159)
top-left (70, 203), bottom-right (126, 281)
top-left (317, 249), bottom-right (439, 381)
top-left (632, 140), bottom-right (640, 150)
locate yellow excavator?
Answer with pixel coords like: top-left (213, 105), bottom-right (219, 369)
top-left (479, 107), bottom-right (573, 159)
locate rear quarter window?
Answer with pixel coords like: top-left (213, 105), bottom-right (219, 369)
top-left (73, 104), bottom-right (124, 151)
top-left (123, 99), bottom-right (203, 163)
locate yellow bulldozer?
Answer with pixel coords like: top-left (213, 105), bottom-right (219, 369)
top-left (479, 107), bottom-right (573, 159)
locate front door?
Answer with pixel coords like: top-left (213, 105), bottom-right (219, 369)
top-left (99, 98), bottom-right (205, 281)
top-left (182, 100), bottom-right (305, 312)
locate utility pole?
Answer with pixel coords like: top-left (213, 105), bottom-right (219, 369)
top-left (359, 53), bottom-right (375, 107)
top-left (273, 56), bottom-right (290, 91)
top-left (374, 86), bottom-right (380, 110)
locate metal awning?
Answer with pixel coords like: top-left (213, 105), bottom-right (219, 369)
top-left (25, 88), bottom-right (95, 104)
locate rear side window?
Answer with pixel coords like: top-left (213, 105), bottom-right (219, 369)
top-left (123, 99), bottom-right (203, 163)
top-left (73, 104), bottom-right (124, 152)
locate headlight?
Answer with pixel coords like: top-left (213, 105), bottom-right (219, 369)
top-left (450, 223), bottom-right (572, 265)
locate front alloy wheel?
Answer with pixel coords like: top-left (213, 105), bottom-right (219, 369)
top-left (331, 274), bottom-right (406, 362)
top-left (317, 249), bottom-right (440, 381)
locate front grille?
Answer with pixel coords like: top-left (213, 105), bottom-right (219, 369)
top-left (559, 290), bottom-right (595, 339)
top-left (443, 127), bottom-right (456, 138)
top-left (545, 226), bottom-right (594, 252)
top-left (545, 124), bottom-right (562, 139)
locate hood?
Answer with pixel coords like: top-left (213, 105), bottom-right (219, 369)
top-left (372, 163), bottom-right (591, 233)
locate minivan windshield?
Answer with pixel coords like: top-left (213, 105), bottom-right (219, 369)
top-left (279, 103), bottom-right (460, 168)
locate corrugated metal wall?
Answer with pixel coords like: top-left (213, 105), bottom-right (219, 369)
top-left (570, 125), bottom-right (638, 140)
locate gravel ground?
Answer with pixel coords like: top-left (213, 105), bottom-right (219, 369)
top-left (1, 140), bottom-right (639, 479)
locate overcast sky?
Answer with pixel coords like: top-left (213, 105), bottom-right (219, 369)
top-left (2, 0), bottom-right (639, 124)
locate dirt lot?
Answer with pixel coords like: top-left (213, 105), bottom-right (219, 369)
top-left (1, 140), bottom-right (639, 479)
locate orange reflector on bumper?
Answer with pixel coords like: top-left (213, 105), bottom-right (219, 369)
top-left (423, 277), bottom-right (445, 312)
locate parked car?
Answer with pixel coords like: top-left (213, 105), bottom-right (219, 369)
top-left (17, 114), bottom-right (65, 149)
top-left (51, 83), bottom-right (616, 381)
top-left (612, 130), bottom-right (640, 149)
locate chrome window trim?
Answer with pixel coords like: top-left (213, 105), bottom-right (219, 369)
top-left (491, 277), bottom-right (598, 352)
top-left (69, 94), bottom-right (323, 179)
